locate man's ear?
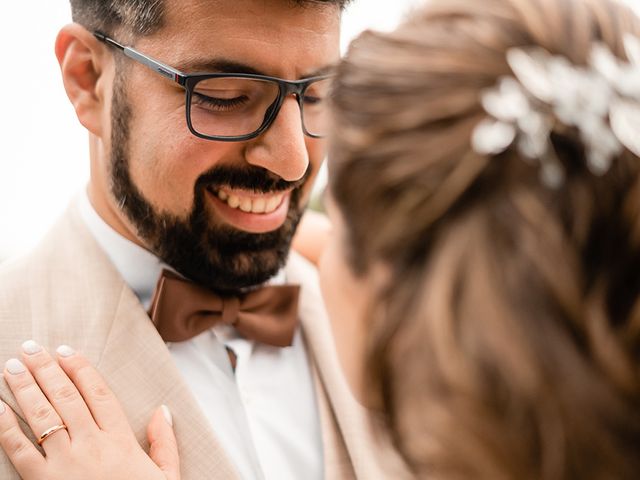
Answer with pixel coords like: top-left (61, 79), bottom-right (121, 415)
top-left (55, 24), bottom-right (112, 138)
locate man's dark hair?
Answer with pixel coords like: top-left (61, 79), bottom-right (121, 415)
top-left (70, 0), bottom-right (351, 37)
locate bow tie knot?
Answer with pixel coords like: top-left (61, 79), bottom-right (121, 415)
top-left (149, 270), bottom-right (301, 347)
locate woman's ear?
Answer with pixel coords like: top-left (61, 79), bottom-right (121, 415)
top-left (55, 24), bottom-right (112, 138)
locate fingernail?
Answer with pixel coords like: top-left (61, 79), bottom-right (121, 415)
top-left (56, 345), bottom-right (75, 358)
top-left (0, 402), bottom-right (5, 415)
top-left (161, 405), bottom-right (173, 427)
top-left (21, 340), bottom-right (42, 355)
top-left (5, 358), bottom-right (26, 375)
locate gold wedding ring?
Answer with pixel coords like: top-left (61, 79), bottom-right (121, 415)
top-left (37, 424), bottom-right (68, 446)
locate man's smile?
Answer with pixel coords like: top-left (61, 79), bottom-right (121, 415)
top-left (206, 186), bottom-right (293, 233)
top-left (213, 187), bottom-right (288, 214)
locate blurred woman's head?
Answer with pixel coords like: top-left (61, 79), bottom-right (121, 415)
top-left (320, 0), bottom-right (640, 478)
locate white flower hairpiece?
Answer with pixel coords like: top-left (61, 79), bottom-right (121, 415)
top-left (471, 35), bottom-right (640, 188)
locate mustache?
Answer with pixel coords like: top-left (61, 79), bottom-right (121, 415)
top-left (195, 165), bottom-right (311, 194)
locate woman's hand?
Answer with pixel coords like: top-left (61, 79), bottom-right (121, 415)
top-left (0, 341), bottom-right (180, 480)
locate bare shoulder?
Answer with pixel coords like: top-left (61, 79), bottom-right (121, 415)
top-left (292, 210), bottom-right (332, 267)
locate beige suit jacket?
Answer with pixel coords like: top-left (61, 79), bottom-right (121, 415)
top-left (0, 204), bottom-right (385, 479)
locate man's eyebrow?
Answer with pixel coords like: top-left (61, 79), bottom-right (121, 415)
top-left (176, 58), bottom-right (336, 79)
top-left (177, 58), bottom-right (265, 75)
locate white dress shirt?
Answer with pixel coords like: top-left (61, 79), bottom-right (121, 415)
top-left (77, 192), bottom-right (323, 480)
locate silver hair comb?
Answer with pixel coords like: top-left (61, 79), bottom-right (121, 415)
top-left (471, 35), bottom-right (640, 188)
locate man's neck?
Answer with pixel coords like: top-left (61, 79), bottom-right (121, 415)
top-left (86, 182), bottom-right (146, 249)
top-left (77, 188), bottom-right (167, 308)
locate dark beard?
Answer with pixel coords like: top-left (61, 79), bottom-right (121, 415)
top-left (108, 73), bottom-right (309, 293)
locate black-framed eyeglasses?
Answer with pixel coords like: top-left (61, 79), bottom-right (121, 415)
top-left (94, 32), bottom-right (333, 142)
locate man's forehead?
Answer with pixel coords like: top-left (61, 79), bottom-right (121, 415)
top-left (160, 0), bottom-right (341, 38)
top-left (139, 0), bottom-right (341, 79)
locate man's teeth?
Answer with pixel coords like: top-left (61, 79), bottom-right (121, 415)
top-left (216, 190), bottom-right (284, 214)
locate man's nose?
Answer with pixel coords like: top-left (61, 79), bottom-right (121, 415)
top-left (244, 96), bottom-right (309, 182)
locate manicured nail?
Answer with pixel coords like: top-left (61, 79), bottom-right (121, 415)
top-left (56, 345), bottom-right (75, 358)
top-left (5, 359), bottom-right (26, 375)
top-left (21, 340), bottom-right (42, 355)
top-left (0, 402), bottom-right (5, 415)
top-left (161, 405), bottom-right (173, 427)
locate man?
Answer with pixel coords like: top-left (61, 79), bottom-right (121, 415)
top-left (0, 1), bottom-right (381, 478)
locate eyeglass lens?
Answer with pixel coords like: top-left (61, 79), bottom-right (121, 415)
top-left (189, 77), bottom-right (332, 139)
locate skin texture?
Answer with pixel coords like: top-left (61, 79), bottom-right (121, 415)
top-left (56, 0), bottom-right (341, 292)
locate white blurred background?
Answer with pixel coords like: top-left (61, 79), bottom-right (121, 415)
top-left (0, 0), bottom-right (637, 260)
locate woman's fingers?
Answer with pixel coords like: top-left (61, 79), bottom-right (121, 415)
top-left (147, 406), bottom-right (180, 480)
top-left (1, 344), bottom-right (178, 480)
top-left (55, 346), bottom-right (131, 434)
top-left (0, 402), bottom-right (46, 479)
top-left (3, 358), bottom-right (70, 454)
top-left (19, 340), bottom-right (97, 438)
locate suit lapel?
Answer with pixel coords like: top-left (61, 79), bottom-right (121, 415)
top-left (308, 356), bottom-right (355, 479)
top-left (0, 204), bottom-right (240, 480)
top-left (99, 281), bottom-right (240, 480)
top-left (286, 252), bottom-right (387, 479)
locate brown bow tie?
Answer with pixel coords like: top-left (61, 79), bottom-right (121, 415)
top-left (149, 270), bottom-right (301, 347)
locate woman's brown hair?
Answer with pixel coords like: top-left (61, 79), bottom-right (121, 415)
top-left (329, 0), bottom-right (640, 478)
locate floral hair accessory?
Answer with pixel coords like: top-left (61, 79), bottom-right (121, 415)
top-left (472, 35), bottom-right (640, 188)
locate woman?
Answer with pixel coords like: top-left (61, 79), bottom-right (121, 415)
top-left (321, 0), bottom-right (640, 478)
top-left (2, 0), bottom-right (640, 478)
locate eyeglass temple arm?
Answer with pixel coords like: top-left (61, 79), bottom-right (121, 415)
top-left (93, 31), bottom-right (186, 86)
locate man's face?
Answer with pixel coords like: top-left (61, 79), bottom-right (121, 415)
top-left (103, 0), bottom-right (340, 292)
